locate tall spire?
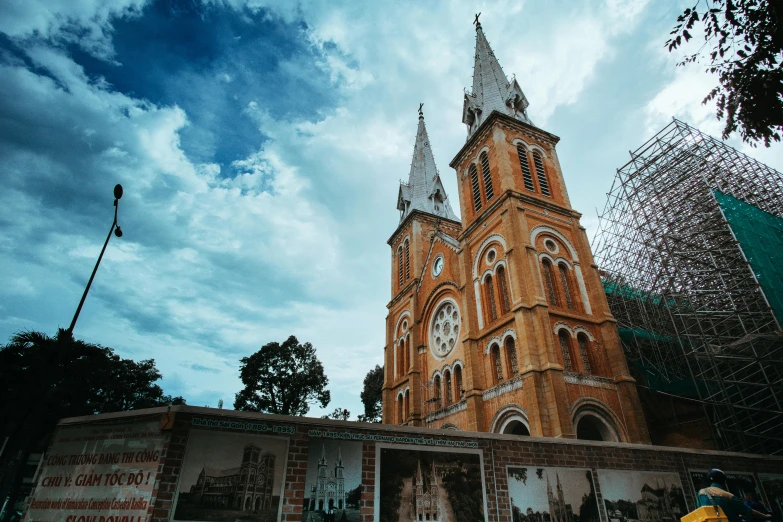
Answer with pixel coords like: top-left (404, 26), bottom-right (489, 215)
top-left (397, 106), bottom-right (459, 223)
top-left (463, 16), bottom-right (531, 137)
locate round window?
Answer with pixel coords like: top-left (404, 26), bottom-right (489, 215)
top-left (544, 239), bottom-right (558, 254)
top-left (429, 300), bottom-right (460, 358)
top-left (486, 248), bottom-right (497, 264)
top-left (402, 320), bottom-right (408, 332)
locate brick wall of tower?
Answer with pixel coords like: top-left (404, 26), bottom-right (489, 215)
top-left (34, 407), bottom-right (783, 522)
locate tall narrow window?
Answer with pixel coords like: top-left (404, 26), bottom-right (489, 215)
top-left (397, 247), bottom-right (403, 288)
top-left (542, 260), bottom-right (559, 306)
top-left (454, 366), bottom-right (463, 399)
top-left (470, 164), bottom-right (482, 212)
top-left (445, 370), bottom-right (452, 406)
top-left (558, 331), bottom-right (573, 371)
top-left (434, 375), bottom-right (441, 402)
top-left (497, 265), bottom-right (510, 314)
top-left (516, 145), bottom-right (535, 191)
top-left (404, 239), bottom-right (410, 280)
top-left (404, 389), bottom-right (410, 421)
top-left (480, 152), bottom-right (494, 201)
top-left (485, 275), bottom-right (497, 322)
top-left (397, 396), bottom-right (403, 424)
top-left (578, 333), bottom-right (592, 374)
top-left (533, 151), bottom-right (550, 197)
top-left (505, 337), bottom-right (519, 375)
top-left (399, 339), bottom-right (406, 377)
top-left (491, 344), bottom-right (504, 383)
top-left (558, 264), bottom-right (574, 310)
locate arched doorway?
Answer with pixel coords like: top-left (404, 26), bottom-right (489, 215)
top-left (502, 419), bottom-right (530, 436)
top-left (575, 413), bottom-right (620, 442)
top-left (490, 405), bottom-right (531, 436)
top-left (329, 499), bottom-right (335, 511)
top-left (319, 500), bottom-right (324, 511)
top-left (244, 496), bottom-right (251, 511)
top-left (254, 496), bottom-right (261, 511)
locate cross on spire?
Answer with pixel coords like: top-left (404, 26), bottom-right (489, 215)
top-left (473, 12), bottom-right (481, 27)
top-left (418, 103), bottom-right (424, 118)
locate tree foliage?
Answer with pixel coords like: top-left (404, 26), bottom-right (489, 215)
top-left (322, 407), bottom-right (350, 421)
top-left (357, 364), bottom-right (383, 423)
top-left (234, 335), bottom-right (330, 416)
top-left (0, 328), bottom-right (183, 427)
top-left (667, 0), bottom-right (783, 146)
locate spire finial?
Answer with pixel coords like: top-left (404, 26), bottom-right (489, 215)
top-left (418, 103), bottom-right (424, 118)
top-left (473, 12), bottom-right (481, 28)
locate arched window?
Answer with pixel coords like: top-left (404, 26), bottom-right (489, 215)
top-left (397, 246), bottom-right (403, 288)
top-left (434, 375), bottom-right (441, 402)
top-left (558, 330), bottom-right (573, 371)
top-left (516, 144), bottom-right (535, 191)
top-left (404, 239), bottom-right (410, 280)
top-left (470, 164), bottom-right (482, 212)
top-left (542, 260), bottom-right (559, 306)
top-left (558, 263), bottom-right (574, 310)
top-left (399, 339), bottom-right (406, 378)
top-left (532, 151), bottom-right (550, 197)
top-left (397, 396), bottom-right (403, 424)
top-left (577, 333), bottom-right (592, 374)
top-left (454, 366), bottom-right (463, 400)
top-left (480, 152), bottom-right (494, 201)
top-left (490, 344), bottom-right (503, 384)
top-left (497, 265), bottom-right (510, 314)
top-left (404, 389), bottom-right (410, 421)
top-left (444, 370), bottom-right (452, 406)
top-left (505, 337), bottom-right (518, 375)
top-left (485, 274), bottom-right (497, 322)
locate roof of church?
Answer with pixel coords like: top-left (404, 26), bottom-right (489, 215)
top-left (462, 19), bottom-right (532, 137)
top-left (397, 108), bottom-right (459, 223)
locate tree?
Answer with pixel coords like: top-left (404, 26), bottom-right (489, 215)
top-left (0, 328), bottom-right (183, 520)
top-left (322, 407), bottom-right (351, 421)
top-left (667, 0), bottom-right (783, 146)
top-left (234, 335), bottom-right (330, 415)
top-left (357, 364), bottom-right (383, 423)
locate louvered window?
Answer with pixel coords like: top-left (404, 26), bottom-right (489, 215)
top-left (470, 164), bottom-right (482, 212)
top-left (533, 151), bottom-right (550, 197)
top-left (558, 331), bottom-right (573, 371)
top-left (404, 239), bottom-right (410, 280)
top-left (434, 375), bottom-right (441, 400)
top-left (543, 260), bottom-right (559, 306)
top-left (480, 152), bottom-right (494, 201)
top-left (397, 247), bottom-right (403, 288)
top-left (497, 265), bottom-right (510, 314)
top-left (445, 370), bottom-right (452, 406)
top-left (485, 275), bottom-right (497, 322)
top-left (491, 344), bottom-right (503, 384)
top-left (578, 334), bottom-right (592, 374)
top-left (517, 145), bottom-right (535, 191)
top-left (505, 337), bottom-right (518, 375)
top-left (455, 366), bottom-right (463, 398)
top-left (559, 264), bottom-right (574, 310)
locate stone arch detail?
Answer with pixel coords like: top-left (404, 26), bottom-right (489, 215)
top-left (490, 404), bottom-right (531, 435)
top-left (530, 225), bottom-right (579, 261)
top-left (394, 310), bottom-right (411, 339)
top-left (571, 398), bottom-right (627, 442)
top-left (573, 326), bottom-right (595, 341)
top-left (472, 233), bottom-right (508, 279)
top-left (553, 322), bottom-right (574, 337)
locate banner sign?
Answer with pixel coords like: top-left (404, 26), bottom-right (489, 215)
top-left (23, 422), bottom-right (164, 522)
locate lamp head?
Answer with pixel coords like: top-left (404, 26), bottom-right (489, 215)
top-left (114, 226), bottom-right (123, 238)
top-left (114, 184), bottom-right (123, 200)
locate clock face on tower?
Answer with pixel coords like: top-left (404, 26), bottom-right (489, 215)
top-left (429, 299), bottom-right (460, 358)
top-left (432, 255), bottom-right (444, 277)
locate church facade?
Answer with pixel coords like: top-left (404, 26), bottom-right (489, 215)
top-left (308, 443), bottom-right (346, 512)
top-left (382, 19), bottom-right (650, 444)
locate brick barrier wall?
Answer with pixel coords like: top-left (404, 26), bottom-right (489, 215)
top-left (24, 406), bottom-right (783, 522)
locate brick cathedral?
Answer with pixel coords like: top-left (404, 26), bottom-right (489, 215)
top-left (382, 19), bottom-right (650, 444)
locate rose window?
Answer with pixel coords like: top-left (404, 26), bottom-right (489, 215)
top-left (430, 301), bottom-right (460, 358)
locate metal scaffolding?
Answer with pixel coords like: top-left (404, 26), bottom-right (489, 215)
top-left (593, 119), bottom-right (783, 455)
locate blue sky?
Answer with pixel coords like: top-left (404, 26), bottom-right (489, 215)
top-left (1, 0), bottom-right (781, 416)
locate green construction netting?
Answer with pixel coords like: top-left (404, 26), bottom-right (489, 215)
top-left (714, 190), bottom-right (783, 324)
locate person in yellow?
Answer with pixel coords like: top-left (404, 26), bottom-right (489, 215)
top-left (698, 469), bottom-right (772, 522)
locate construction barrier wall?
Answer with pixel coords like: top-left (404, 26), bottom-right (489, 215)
top-left (21, 406), bottom-right (783, 522)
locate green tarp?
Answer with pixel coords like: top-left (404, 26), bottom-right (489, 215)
top-left (714, 190), bottom-right (783, 324)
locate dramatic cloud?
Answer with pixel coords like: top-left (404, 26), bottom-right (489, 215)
top-left (1, 0), bottom-right (780, 416)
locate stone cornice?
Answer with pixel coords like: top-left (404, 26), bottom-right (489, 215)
top-left (388, 209), bottom-right (461, 247)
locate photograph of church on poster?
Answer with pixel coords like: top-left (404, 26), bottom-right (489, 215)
top-left (375, 444), bottom-right (487, 522)
top-left (302, 439), bottom-right (362, 522)
top-left (597, 470), bottom-right (687, 522)
top-left (506, 467), bottom-right (599, 522)
top-left (689, 470), bottom-right (762, 501)
top-left (173, 431), bottom-right (288, 522)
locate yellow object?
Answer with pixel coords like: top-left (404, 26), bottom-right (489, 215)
top-left (681, 506), bottom-right (729, 522)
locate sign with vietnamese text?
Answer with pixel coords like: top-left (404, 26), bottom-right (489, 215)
top-left (23, 421), bottom-right (164, 522)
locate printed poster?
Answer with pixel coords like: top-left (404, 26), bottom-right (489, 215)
top-left (597, 469), bottom-right (688, 522)
top-left (506, 467), bottom-right (600, 522)
top-left (301, 439), bottom-right (362, 521)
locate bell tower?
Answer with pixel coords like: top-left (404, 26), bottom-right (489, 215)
top-left (382, 18), bottom-right (650, 445)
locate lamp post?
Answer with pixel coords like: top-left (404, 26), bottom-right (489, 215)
top-left (66, 184), bottom-right (124, 335)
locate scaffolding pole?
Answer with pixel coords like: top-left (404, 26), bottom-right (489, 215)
top-left (593, 119), bottom-right (783, 455)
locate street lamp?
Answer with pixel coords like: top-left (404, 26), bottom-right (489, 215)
top-left (66, 184), bottom-right (124, 334)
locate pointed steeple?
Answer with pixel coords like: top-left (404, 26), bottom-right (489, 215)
top-left (397, 106), bottom-right (460, 223)
top-left (463, 16), bottom-right (531, 137)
